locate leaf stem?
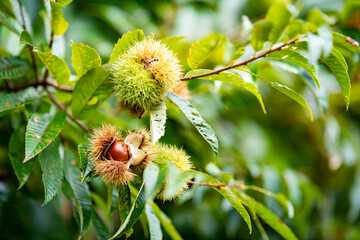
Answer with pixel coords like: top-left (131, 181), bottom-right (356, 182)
top-left (180, 37), bottom-right (299, 81)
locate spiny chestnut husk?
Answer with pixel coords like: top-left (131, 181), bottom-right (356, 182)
top-left (89, 125), bottom-right (154, 186)
top-left (153, 144), bottom-right (193, 201)
top-left (112, 37), bottom-right (182, 113)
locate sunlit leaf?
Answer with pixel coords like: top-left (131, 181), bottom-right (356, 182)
top-left (332, 32), bottom-right (360, 54)
top-left (39, 137), bottom-right (63, 205)
top-left (37, 51), bottom-right (70, 85)
top-left (24, 110), bottom-right (66, 162)
top-left (265, 1), bottom-right (292, 43)
top-left (19, 30), bottom-right (33, 47)
top-left (166, 93), bottom-right (219, 155)
top-left (150, 102), bottom-right (167, 144)
top-left (266, 49), bottom-right (320, 87)
top-left (250, 20), bottom-right (272, 51)
top-left (71, 65), bottom-right (111, 118)
top-left (321, 48), bottom-right (351, 109)
top-left (71, 42), bottom-right (102, 78)
top-left (109, 29), bottom-right (145, 63)
top-left (50, 1), bottom-right (69, 36)
top-left (188, 33), bottom-right (221, 69)
top-left (186, 69), bottom-right (266, 113)
top-left (0, 56), bottom-right (29, 80)
top-left (9, 126), bottom-right (35, 189)
top-left (144, 162), bottom-right (167, 201)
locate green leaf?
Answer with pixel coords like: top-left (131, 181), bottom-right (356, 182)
top-left (149, 201), bottom-right (183, 240)
top-left (243, 185), bottom-right (294, 218)
top-left (236, 192), bottom-right (298, 240)
top-left (240, 69), bottom-right (313, 121)
top-left (286, 19), bottom-right (306, 39)
top-left (118, 185), bottom-right (132, 225)
top-left (91, 207), bottom-right (110, 240)
top-left (50, 1), bottom-right (69, 36)
top-left (166, 93), bottom-right (219, 155)
top-left (266, 49), bottom-right (320, 87)
top-left (109, 29), bottom-right (145, 63)
top-left (71, 42), bottom-right (102, 78)
top-left (0, 56), bottom-right (29, 80)
top-left (0, 87), bottom-right (38, 112)
top-left (332, 32), bottom-right (360, 54)
top-left (19, 30), bottom-right (33, 47)
top-left (0, 0), bottom-right (15, 18)
top-left (321, 48), bottom-right (351, 109)
top-left (71, 65), bottom-right (111, 118)
top-left (186, 69), bottom-right (266, 113)
top-left (195, 172), bottom-right (252, 233)
top-left (146, 204), bottom-right (163, 240)
top-left (250, 20), bottom-right (272, 51)
top-left (150, 102), bottom-right (167, 144)
top-left (78, 143), bottom-right (95, 182)
top-left (9, 126), bottom-right (35, 189)
top-left (39, 137), bottom-right (63, 205)
top-left (265, 1), bottom-right (292, 43)
top-left (144, 162), bottom-right (167, 200)
top-left (110, 182), bottom-right (146, 239)
top-left (37, 51), bottom-right (70, 85)
top-left (163, 162), bottom-right (195, 200)
top-left (0, 11), bottom-right (20, 35)
top-left (188, 33), bottom-right (221, 69)
top-left (58, 0), bottom-right (73, 5)
top-left (64, 148), bottom-right (92, 236)
top-left (24, 110), bottom-right (66, 162)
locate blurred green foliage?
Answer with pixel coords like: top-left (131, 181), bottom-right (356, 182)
top-left (1, 0), bottom-right (360, 239)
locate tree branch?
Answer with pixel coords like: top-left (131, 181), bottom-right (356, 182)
top-left (45, 86), bottom-right (91, 133)
top-left (180, 37), bottom-right (299, 81)
top-left (0, 80), bottom-right (73, 92)
top-left (188, 180), bottom-right (246, 190)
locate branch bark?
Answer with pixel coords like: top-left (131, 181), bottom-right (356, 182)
top-left (180, 38), bottom-right (299, 81)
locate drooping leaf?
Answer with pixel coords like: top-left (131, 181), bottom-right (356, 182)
top-left (50, 1), bottom-right (69, 36)
top-left (146, 204), bottom-right (163, 240)
top-left (266, 49), bottom-right (320, 87)
top-left (185, 69), bottom-right (266, 113)
top-left (332, 32), bottom-right (360, 54)
top-left (149, 201), bottom-right (183, 240)
top-left (78, 143), bottom-right (95, 182)
top-left (24, 110), bottom-right (66, 162)
top-left (19, 30), bottom-right (33, 47)
top-left (71, 42), bottom-right (102, 78)
top-left (236, 191), bottom-right (298, 240)
top-left (166, 93), bottom-right (218, 155)
top-left (265, 1), bottom-right (292, 43)
top-left (64, 147), bottom-right (92, 236)
top-left (39, 137), bottom-right (63, 205)
top-left (9, 126), bottom-right (35, 189)
top-left (242, 185), bottom-right (294, 218)
top-left (188, 33), bottom-right (221, 69)
top-left (195, 171), bottom-right (252, 233)
top-left (37, 51), bottom-right (70, 84)
top-left (0, 56), bottom-right (29, 80)
top-left (240, 68), bottom-right (313, 121)
top-left (118, 184), bottom-right (132, 225)
top-left (250, 20), bottom-right (272, 51)
top-left (91, 207), bottom-right (110, 240)
top-left (321, 47), bottom-right (351, 109)
top-left (109, 29), bottom-right (145, 63)
top-left (150, 102), bottom-right (167, 144)
top-left (0, 87), bottom-right (38, 113)
top-left (0, 11), bottom-right (20, 35)
top-left (71, 65), bottom-right (111, 118)
top-left (144, 162), bottom-right (167, 200)
top-left (110, 182), bottom-right (146, 239)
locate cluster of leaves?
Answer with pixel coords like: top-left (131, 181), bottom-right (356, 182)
top-left (0, 0), bottom-right (359, 239)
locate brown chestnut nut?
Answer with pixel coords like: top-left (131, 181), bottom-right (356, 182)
top-left (107, 140), bottom-right (129, 162)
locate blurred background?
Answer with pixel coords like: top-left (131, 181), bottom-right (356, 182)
top-left (1, 0), bottom-right (360, 239)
